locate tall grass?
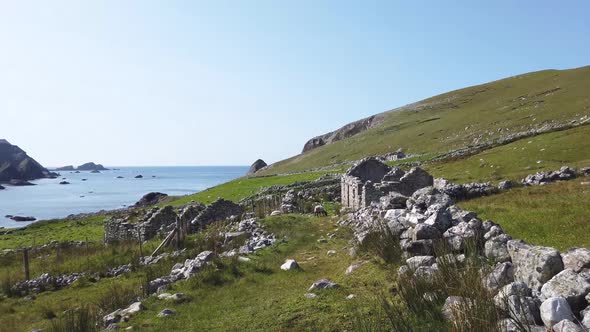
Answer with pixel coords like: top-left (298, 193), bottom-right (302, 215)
top-left (48, 305), bottom-right (99, 332)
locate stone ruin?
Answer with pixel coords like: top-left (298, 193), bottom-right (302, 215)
top-left (341, 157), bottom-right (433, 210)
top-left (104, 198), bottom-right (244, 244)
top-left (341, 164), bottom-right (590, 331)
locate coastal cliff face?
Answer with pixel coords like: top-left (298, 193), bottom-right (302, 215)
top-left (301, 113), bottom-right (386, 153)
top-left (0, 139), bottom-right (52, 182)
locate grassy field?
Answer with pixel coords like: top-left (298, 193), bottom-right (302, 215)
top-left (0, 214), bottom-right (400, 332)
top-left (260, 65), bottom-right (590, 175)
top-left (426, 125), bottom-right (590, 183)
top-left (121, 215), bottom-right (394, 331)
top-left (0, 215), bottom-right (107, 250)
top-left (460, 180), bottom-right (590, 251)
top-left (162, 171), bottom-right (333, 207)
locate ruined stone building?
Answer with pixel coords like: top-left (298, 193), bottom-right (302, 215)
top-left (341, 158), bottom-right (433, 210)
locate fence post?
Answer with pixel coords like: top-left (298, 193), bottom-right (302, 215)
top-left (175, 217), bottom-right (181, 250)
top-left (23, 248), bottom-right (30, 281)
top-left (137, 228), bottom-right (143, 258)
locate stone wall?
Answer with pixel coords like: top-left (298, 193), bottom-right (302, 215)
top-left (341, 165), bottom-right (590, 331)
top-left (191, 198), bottom-right (243, 231)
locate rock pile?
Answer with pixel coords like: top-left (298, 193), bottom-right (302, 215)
top-left (342, 166), bottom-right (590, 331)
top-left (522, 166), bottom-right (577, 186)
top-left (13, 272), bottom-right (85, 294)
top-left (104, 199), bottom-right (243, 243)
top-left (220, 218), bottom-right (276, 256)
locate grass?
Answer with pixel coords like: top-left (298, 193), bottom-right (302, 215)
top-left (460, 179), bottom-right (590, 251)
top-left (426, 125), bottom-right (590, 183)
top-left (111, 214), bottom-right (395, 331)
top-left (0, 215), bottom-right (106, 250)
top-left (163, 171), bottom-right (333, 206)
top-left (260, 65), bottom-right (590, 175)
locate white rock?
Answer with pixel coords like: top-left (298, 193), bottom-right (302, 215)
top-left (345, 261), bottom-right (366, 275)
top-left (562, 248), bottom-right (590, 272)
top-left (308, 279), bottom-right (338, 291)
top-left (540, 297), bottom-right (574, 328)
top-left (280, 259), bottom-right (300, 271)
top-left (304, 293), bottom-right (317, 299)
top-left (346, 294), bottom-right (357, 300)
top-left (507, 240), bottom-right (564, 291)
top-left (326, 250), bottom-right (337, 256)
top-left (406, 256), bottom-right (436, 270)
top-left (270, 210), bottom-right (282, 216)
top-left (540, 269), bottom-right (590, 312)
top-left (552, 320), bottom-right (583, 332)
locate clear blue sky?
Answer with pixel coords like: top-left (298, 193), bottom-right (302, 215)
top-left (1, 1), bottom-right (589, 166)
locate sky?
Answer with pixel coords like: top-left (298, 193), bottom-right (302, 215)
top-left (0, 1), bottom-right (589, 167)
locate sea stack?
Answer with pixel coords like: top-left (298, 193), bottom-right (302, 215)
top-left (247, 159), bottom-right (267, 175)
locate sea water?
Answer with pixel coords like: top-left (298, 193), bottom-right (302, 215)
top-left (0, 166), bottom-right (248, 228)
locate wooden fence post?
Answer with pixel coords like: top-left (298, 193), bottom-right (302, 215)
top-left (23, 249), bottom-right (30, 281)
top-left (137, 228), bottom-right (143, 258)
top-left (175, 217), bottom-right (181, 250)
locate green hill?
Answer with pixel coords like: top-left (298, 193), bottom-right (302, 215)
top-left (260, 65), bottom-right (590, 175)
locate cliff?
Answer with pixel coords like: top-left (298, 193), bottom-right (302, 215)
top-left (0, 139), bottom-right (54, 182)
top-left (301, 114), bottom-right (386, 153)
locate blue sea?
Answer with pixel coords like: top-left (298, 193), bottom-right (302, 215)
top-left (0, 166), bottom-right (248, 228)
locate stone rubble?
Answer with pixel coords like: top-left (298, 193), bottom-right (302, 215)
top-left (339, 159), bottom-right (590, 331)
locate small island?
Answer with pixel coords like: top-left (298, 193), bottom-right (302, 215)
top-left (54, 162), bottom-right (109, 172)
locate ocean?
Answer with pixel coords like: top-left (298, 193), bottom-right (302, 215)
top-left (0, 166), bottom-right (248, 228)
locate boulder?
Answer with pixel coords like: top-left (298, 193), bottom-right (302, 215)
top-left (507, 240), bottom-right (564, 290)
top-left (0, 185), bottom-right (4, 190)
top-left (134, 192), bottom-right (168, 207)
top-left (540, 297), bottom-right (574, 328)
top-left (483, 262), bottom-right (514, 292)
top-left (406, 187), bottom-right (452, 212)
top-left (270, 210), bottom-right (282, 216)
top-left (380, 192), bottom-right (408, 210)
top-left (582, 306), bottom-right (590, 329)
top-left (494, 282), bottom-right (533, 309)
top-left (406, 256), bottom-right (436, 270)
top-left (423, 206), bottom-right (453, 232)
top-left (540, 269), bottom-right (590, 313)
top-left (411, 224), bottom-right (441, 241)
top-left (280, 259), bottom-right (300, 271)
top-left (308, 279), bottom-right (339, 291)
top-left (59, 181), bottom-right (70, 185)
top-left (157, 308), bottom-right (176, 317)
top-left (247, 159), bottom-right (267, 175)
top-left (562, 248), bottom-right (590, 273)
top-left (484, 234), bottom-right (512, 263)
top-left (497, 180), bottom-right (514, 190)
top-left (401, 239), bottom-right (434, 256)
top-left (442, 296), bottom-right (470, 321)
top-left (443, 219), bottom-right (482, 252)
top-left (506, 295), bottom-right (542, 325)
top-left (134, 174), bottom-right (143, 179)
top-left (552, 320), bottom-right (584, 332)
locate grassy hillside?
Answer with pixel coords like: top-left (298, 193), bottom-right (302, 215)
top-left (460, 180), bottom-right (590, 251)
top-left (261, 66), bottom-right (590, 175)
top-left (426, 124), bottom-right (590, 183)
